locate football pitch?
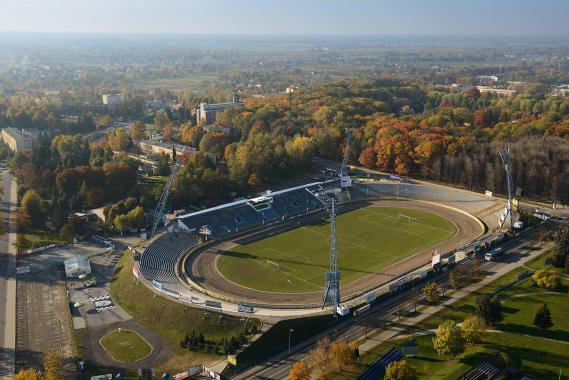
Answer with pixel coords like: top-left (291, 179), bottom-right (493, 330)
top-left (217, 206), bottom-right (456, 293)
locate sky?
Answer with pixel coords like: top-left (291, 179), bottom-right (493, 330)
top-left (0, 0), bottom-right (568, 36)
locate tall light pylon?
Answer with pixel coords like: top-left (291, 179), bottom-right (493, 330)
top-left (322, 196), bottom-right (341, 316)
top-left (498, 148), bottom-right (514, 231)
top-left (340, 129), bottom-right (352, 191)
top-left (152, 158), bottom-right (181, 236)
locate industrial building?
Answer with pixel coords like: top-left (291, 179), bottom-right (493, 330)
top-left (1, 128), bottom-right (36, 154)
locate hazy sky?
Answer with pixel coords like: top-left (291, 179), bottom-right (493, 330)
top-left (1, 0), bottom-right (568, 36)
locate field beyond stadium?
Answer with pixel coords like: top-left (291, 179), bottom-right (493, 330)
top-left (216, 205), bottom-right (456, 293)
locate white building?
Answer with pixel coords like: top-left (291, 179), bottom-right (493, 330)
top-left (1, 128), bottom-right (35, 154)
top-left (196, 98), bottom-right (243, 124)
top-left (64, 256), bottom-right (92, 278)
top-left (102, 94), bottom-right (122, 106)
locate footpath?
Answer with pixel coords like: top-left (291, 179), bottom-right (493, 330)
top-left (357, 241), bottom-right (554, 354)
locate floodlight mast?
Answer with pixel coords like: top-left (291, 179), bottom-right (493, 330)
top-left (151, 158), bottom-right (181, 236)
top-left (498, 148), bottom-right (515, 231)
top-left (340, 129), bottom-right (352, 190)
top-left (322, 197), bottom-right (340, 316)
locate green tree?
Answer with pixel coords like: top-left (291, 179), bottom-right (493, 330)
top-left (461, 315), bottom-right (486, 344)
top-left (154, 110), bottom-right (170, 130)
top-left (127, 206), bottom-right (145, 229)
top-left (476, 295), bottom-right (502, 325)
top-left (533, 303), bottom-right (553, 329)
top-left (432, 320), bottom-right (465, 359)
top-left (384, 359), bottom-right (418, 380)
top-left (114, 214), bottom-right (129, 233)
top-left (422, 282), bottom-right (440, 302)
top-left (553, 228), bottom-right (569, 268)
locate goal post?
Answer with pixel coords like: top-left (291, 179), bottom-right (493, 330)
top-left (266, 260), bottom-right (280, 271)
top-left (397, 214), bottom-right (412, 222)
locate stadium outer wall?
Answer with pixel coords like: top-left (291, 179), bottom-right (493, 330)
top-left (179, 198), bottom-right (486, 309)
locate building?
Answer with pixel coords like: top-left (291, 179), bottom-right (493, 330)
top-left (137, 140), bottom-right (195, 159)
top-left (196, 98), bottom-right (243, 124)
top-left (102, 93), bottom-right (122, 106)
top-left (476, 86), bottom-right (516, 97)
top-left (64, 256), bottom-right (92, 278)
top-left (552, 84), bottom-right (569, 97)
top-left (1, 128), bottom-right (36, 154)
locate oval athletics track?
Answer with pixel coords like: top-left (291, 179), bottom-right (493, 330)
top-left (184, 199), bottom-right (484, 307)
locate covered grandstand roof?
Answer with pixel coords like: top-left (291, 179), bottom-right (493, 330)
top-left (177, 180), bottom-right (331, 221)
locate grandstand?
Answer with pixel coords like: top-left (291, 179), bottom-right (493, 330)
top-left (176, 182), bottom-right (329, 239)
top-left (139, 231), bottom-right (200, 294)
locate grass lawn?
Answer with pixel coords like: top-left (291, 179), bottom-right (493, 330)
top-left (20, 227), bottom-right (62, 251)
top-left (110, 252), bottom-right (260, 371)
top-left (343, 246), bottom-right (569, 380)
top-left (218, 206), bottom-right (456, 293)
top-left (100, 329), bottom-right (152, 362)
top-left (135, 176), bottom-right (168, 196)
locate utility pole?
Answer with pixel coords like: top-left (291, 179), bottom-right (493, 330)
top-left (322, 197), bottom-right (341, 316)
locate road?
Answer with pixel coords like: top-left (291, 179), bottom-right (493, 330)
top-left (0, 170), bottom-right (17, 379)
top-left (233, 233), bottom-right (544, 380)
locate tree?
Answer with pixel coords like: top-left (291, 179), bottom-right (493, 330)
top-left (461, 315), bottom-right (486, 344)
top-left (130, 121), bottom-right (146, 141)
top-left (533, 303), bottom-right (553, 329)
top-left (384, 359), bottom-right (418, 380)
top-left (330, 341), bottom-right (356, 372)
top-left (154, 110), bottom-right (170, 130)
top-left (309, 337), bottom-right (330, 378)
top-left (469, 258), bottom-right (484, 282)
top-left (127, 206), bottom-right (145, 229)
top-left (532, 269), bottom-right (560, 290)
top-left (106, 128), bottom-right (132, 151)
top-left (422, 282), bottom-right (440, 302)
top-left (288, 360), bottom-right (311, 380)
top-left (13, 368), bottom-right (41, 380)
top-left (114, 214), bottom-right (129, 233)
top-left (163, 122), bottom-right (175, 141)
top-left (42, 349), bottom-right (65, 380)
top-left (476, 295), bottom-right (502, 325)
top-left (17, 208), bottom-right (32, 230)
top-left (553, 228), bottom-right (569, 268)
top-left (449, 265), bottom-right (467, 290)
top-left (432, 320), bottom-right (465, 359)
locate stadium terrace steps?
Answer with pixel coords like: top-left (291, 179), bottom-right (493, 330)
top-left (178, 188), bottom-right (325, 239)
top-left (139, 231), bottom-right (200, 294)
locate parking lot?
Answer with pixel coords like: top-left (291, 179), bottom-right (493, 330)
top-left (68, 251), bottom-right (131, 328)
top-left (15, 242), bottom-right (128, 374)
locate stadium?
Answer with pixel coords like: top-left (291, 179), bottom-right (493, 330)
top-left (135, 174), bottom-right (499, 318)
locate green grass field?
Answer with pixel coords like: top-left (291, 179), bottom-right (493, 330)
top-left (100, 329), bottom-right (152, 362)
top-left (217, 206), bottom-right (456, 293)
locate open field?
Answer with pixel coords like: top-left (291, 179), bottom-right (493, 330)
top-left (100, 329), bottom-right (152, 362)
top-left (217, 206), bottom-right (456, 293)
top-left (130, 75), bottom-right (219, 92)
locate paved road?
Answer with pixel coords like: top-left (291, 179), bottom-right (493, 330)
top-left (0, 170), bottom-right (17, 379)
top-left (233, 233), bottom-right (545, 379)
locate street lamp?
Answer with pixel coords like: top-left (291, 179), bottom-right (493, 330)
top-left (288, 328), bottom-right (294, 354)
